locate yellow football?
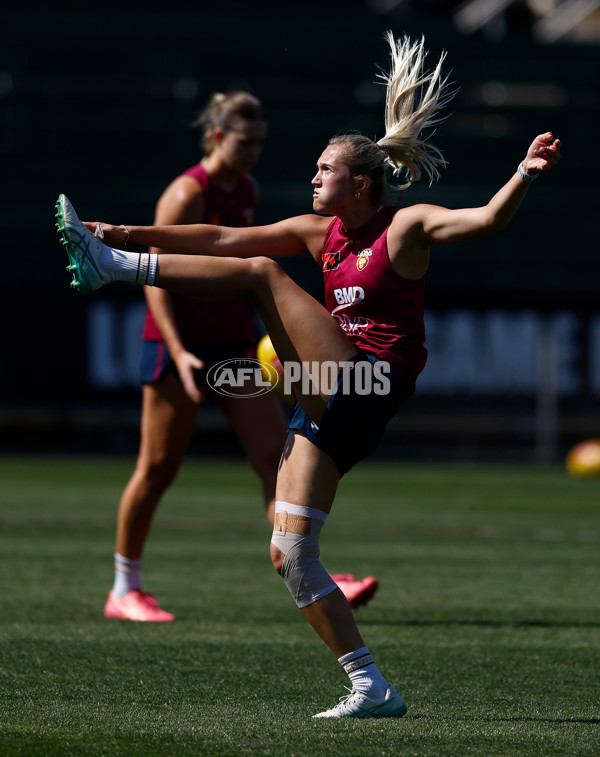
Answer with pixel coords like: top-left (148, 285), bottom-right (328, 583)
top-left (565, 439), bottom-right (600, 477)
top-left (256, 334), bottom-right (294, 405)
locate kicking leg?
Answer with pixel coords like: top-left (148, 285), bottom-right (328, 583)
top-left (56, 195), bottom-right (357, 422)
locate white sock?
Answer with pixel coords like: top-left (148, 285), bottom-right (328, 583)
top-left (338, 646), bottom-right (389, 700)
top-left (99, 246), bottom-right (158, 286)
top-left (112, 552), bottom-right (143, 598)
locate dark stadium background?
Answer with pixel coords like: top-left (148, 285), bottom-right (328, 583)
top-left (2, 0), bottom-right (599, 460)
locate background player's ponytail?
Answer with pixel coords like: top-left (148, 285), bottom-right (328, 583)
top-left (376, 32), bottom-right (455, 188)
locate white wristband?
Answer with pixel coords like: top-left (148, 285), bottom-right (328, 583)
top-left (518, 161), bottom-right (537, 183)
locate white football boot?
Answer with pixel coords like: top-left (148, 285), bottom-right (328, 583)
top-left (313, 685), bottom-right (407, 719)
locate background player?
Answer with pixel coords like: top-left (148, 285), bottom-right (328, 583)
top-left (103, 91), bottom-right (377, 622)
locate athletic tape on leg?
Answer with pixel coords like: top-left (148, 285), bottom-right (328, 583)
top-left (271, 501), bottom-right (337, 608)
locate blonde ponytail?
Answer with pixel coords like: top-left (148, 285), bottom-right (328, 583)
top-left (376, 32), bottom-right (456, 188)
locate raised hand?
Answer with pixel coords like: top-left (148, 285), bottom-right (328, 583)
top-left (522, 132), bottom-right (562, 176)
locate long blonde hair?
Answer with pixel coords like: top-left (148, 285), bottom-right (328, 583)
top-left (376, 32), bottom-right (455, 187)
top-left (331, 32), bottom-right (455, 199)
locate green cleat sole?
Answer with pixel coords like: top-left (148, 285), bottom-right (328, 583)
top-left (54, 194), bottom-right (107, 295)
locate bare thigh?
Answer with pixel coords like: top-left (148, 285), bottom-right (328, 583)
top-left (275, 432), bottom-right (340, 513)
top-left (156, 255), bottom-right (358, 424)
top-left (138, 373), bottom-right (202, 475)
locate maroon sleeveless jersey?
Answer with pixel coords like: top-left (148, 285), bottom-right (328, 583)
top-left (321, 206), bottom-right (427, 396)
top-left (142, 164), bottom-right (257, 344)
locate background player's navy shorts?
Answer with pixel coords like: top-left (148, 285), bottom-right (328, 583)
top-left (140, 340), bottom-right (255, 389)
top-left (287, 353), bottom-right (407, 476)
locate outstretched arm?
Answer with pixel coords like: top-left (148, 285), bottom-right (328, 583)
top-left (416, 132), bottom-right (561, 247)
top-left (83, 214), bottom-right (330, 261)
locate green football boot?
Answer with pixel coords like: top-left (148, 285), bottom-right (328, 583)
top-left (55, 194), bottom-right (110, 294)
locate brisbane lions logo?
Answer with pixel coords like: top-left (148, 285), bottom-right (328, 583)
top-left (356, 248), bottom-right (373, 271)
top-left (322, 251), bottom-right (340, 272)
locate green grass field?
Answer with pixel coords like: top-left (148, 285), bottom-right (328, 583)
top-left (1, 456), bottom-right (599, 756)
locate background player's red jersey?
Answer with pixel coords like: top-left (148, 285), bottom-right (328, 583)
top-left (142, 163), bottom-right (257, 344)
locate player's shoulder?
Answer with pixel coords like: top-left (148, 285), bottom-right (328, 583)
top-left (168, 172), bottom-right (205, 199)
top-left (155, 175), bottom-right (205, 224)
top-left (389, 203), bottom-right (444, 229)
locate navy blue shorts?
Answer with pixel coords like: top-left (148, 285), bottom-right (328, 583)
top-left (287, 353), bottom-right (406, 476)
top-left (139, 340), bottom-right (255, 389)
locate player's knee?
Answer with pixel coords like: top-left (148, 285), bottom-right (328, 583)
top-left (247, 255), bottom-right (275, 278)
top-left (270, 501), bottom-right (337, 608)
top-left (247, 256), bottom-right (286, 293)
top-left (140, 456), bottom-right (180, 493)
top-left (270, 542), bottom-right (285, 574)
top-left (279, 539), bottom-right (336, 608)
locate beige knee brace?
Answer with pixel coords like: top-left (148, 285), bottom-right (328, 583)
top-left (271, 501), bottom-right (337, 608)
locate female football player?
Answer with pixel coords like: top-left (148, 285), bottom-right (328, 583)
top-left (56, 32), bottom-right (560, 717)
